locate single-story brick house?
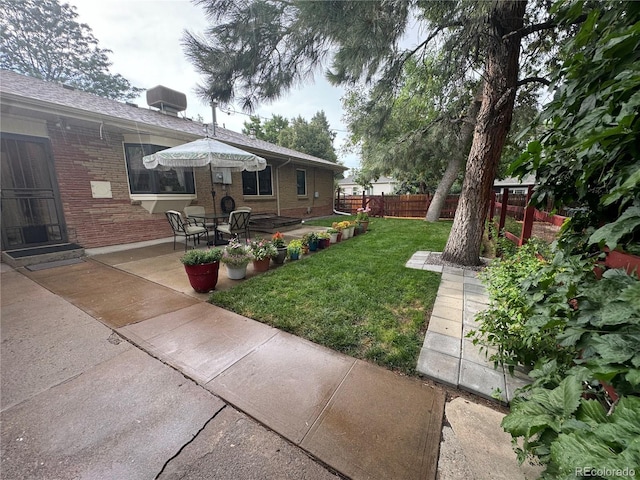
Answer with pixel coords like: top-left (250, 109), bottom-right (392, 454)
top-left (0, 70), bottom-right (346, 251)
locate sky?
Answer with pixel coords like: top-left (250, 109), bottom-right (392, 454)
top-left (68, 0), bottom-right (360, 171)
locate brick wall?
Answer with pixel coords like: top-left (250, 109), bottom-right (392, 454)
top-left (48, 122), bottom-right (171, 248)
top-left (48, 122), bottom-right (337, 248)
top-left (190, 160), bottom-right (336, 218)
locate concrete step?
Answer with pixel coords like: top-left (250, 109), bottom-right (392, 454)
top-left (2, 243), bottom-right (85, 268)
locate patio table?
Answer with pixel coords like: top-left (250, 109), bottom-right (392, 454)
top-left (189, 213), bottom-right (229, 246)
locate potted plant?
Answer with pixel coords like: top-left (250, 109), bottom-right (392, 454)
top-left (220, 237), bottom-right (252, 280)
top-left (287, 239), bottom-right (303, 260)
top-left (248, 237), bottom-right (277, 272)
top-left (356, 206), bottom-right (371, 232)
top-left (271, 231), bottom-right (288, 264)
top-left (331, 222), bottom-right (345, 242)
top-left (316, 231), bottom-right (330, 249)
top-left (303, 232), bottom-right (319, 252)
top-left (327, 228), bottom-right (339, 244)
top-left (180, 247), bottom-right (223, 293)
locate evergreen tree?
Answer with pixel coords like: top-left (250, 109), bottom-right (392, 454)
top-left (183, 0), bottom-right (582, 265)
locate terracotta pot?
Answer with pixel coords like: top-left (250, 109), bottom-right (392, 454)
top-left (252, 257), bottom-right (271, 272)
top-left (359, 221), bottom-right (369, 233)
top-left (184, 262), bottom-right (220, 293)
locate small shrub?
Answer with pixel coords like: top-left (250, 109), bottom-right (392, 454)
top-left (470, 239), bottom-right (558, 371)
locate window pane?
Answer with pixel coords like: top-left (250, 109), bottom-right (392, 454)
top-left (242, 170), bottom-right (257, 195)
top-left (125, 144), bottom-right (195, 194)
top-left (296, 170), bottom-right (306, 195)
top-left (258, 166), bottom-right (272, 195)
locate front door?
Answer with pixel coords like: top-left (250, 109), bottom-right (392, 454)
top-left (1, 134), bottom-right (67, 250)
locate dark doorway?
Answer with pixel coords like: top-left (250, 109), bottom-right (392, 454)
top-left (1, 134), bottom-right (67, 250)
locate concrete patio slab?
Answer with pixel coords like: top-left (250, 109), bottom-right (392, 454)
top-left (416, 349), bottom-right (460, 387)
top-left (206, 331), bottom-right (356, 444)
top-left (0, 271), bottom-right (131, 410)
top-left (436, 287), bottom-right (464, 300)
top-left (424, 331), bottom-right (461, 357)
top-left (461, 339), bottom-right (496, 366)
top-left (428, 315), bottom-right (462, 337)
top-left (438, 279), bottom-right (464, 291)
top-left (157, 406), bottom-right (340, 480)
top-left (301, 360), bottom-right (445, 480)
top-left (25, 260), bottom-right (200, 328)
top-left (459, 360), bottom-right (506, 401)
top-left (431, 304), bottom-right (463, 324)
top-left (446, 398), bottom-right (542, 480)
top-left (119, 303), bottom-right (278, 384)
top-left (0, 348), bottom-right (224, 480)
top-left (464, 283), bottom-right (488, 295)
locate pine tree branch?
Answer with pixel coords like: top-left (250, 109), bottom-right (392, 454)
top-left (503, 13), bottom-right (587, 41)
top-left (517, 76), bottom-right (551, 87)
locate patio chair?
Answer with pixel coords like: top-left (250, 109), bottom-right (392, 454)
top-left (184, 205), bottom-right (216, 231)
top-left (216, 210), bottom-right (251, 241)
top-left (165, 210), bottom-right (209, 251)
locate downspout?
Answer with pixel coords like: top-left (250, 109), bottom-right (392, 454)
top-left (276, 158), bottom-right (292, 216)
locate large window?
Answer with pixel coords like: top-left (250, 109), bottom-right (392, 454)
top-left (124, 143), bottom-right (195, 194)
top-left (296, 169), bottom-right (307, 196)
top-left (242, 165), bottom-right (273, 196)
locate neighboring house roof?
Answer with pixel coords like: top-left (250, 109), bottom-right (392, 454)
top-left (0, 70), bottom-right (346, 171)
top-left (493, 175), bottom-right (536, 188)
top-left (339, 175), bottom-right (396, 185)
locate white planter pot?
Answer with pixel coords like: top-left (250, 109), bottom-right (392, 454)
top-left (225, 264), bottom-right (248, 280)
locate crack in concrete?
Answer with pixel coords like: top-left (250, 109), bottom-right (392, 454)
top-left (154, 404), bottom-right (227, 479)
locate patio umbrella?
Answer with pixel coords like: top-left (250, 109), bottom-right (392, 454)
top-left (142, 137), bottom-right (267, 216)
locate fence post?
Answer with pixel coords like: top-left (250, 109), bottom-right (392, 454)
top-left (519, 185), bottom-right (535, 246)
top-left (381, 192), bottom-right (385, 217)
top-left (362, 191), bottom-right (366, 209)
top-left (498, 188), bottom-right (509, 233)
top-left (489, 192), bottom-right (495, 223)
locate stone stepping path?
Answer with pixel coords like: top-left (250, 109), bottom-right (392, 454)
top-left (407, 251), bottom-right (530, 403)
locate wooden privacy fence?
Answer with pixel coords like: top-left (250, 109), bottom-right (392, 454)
top-left (335, 191), bottom-right (459, 218)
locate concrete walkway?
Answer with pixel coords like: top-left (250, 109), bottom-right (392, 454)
top-left (408, 251), bottom-right (531, 403)
top-left (1, 238), bottom-right (540, 480)
top-left (5, 256), bottom-right (444, 480)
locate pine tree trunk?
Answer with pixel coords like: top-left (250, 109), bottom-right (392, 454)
top-left (425, 94), bottom-right (482, 222)
top-left (441, 0), bottom-right (527, 266)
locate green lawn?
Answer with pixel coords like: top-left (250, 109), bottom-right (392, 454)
top-left (209, 217), bottom-right (452, 375)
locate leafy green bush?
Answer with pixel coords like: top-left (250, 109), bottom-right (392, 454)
top-left (180, 248), bottom-right (223, 265)
top-left (470, 239), bottom-right (561, 371)
top-left (475, 240), bottom-right (640, 477)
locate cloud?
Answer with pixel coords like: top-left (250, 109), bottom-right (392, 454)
top-left (68, 0), bottom-right (359, 169)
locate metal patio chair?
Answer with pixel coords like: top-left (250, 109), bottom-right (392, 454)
top-left (165, 210), bottom-right (209, 251)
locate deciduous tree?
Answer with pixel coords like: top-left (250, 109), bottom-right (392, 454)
top-left (0, 0), bottom-right (141, 101)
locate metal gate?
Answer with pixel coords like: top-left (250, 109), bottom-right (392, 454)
top-left (1, 134), bottom-right (67, 250)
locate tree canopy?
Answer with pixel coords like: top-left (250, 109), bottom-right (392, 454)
top-left (242, 111), bottom-right (338, 162)
top-left (183, 0), bottom-right (584, 265)
top-left (512, 0), bottom-right (640, 254)
top-left (0, 0), bottom-right (141, 101)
